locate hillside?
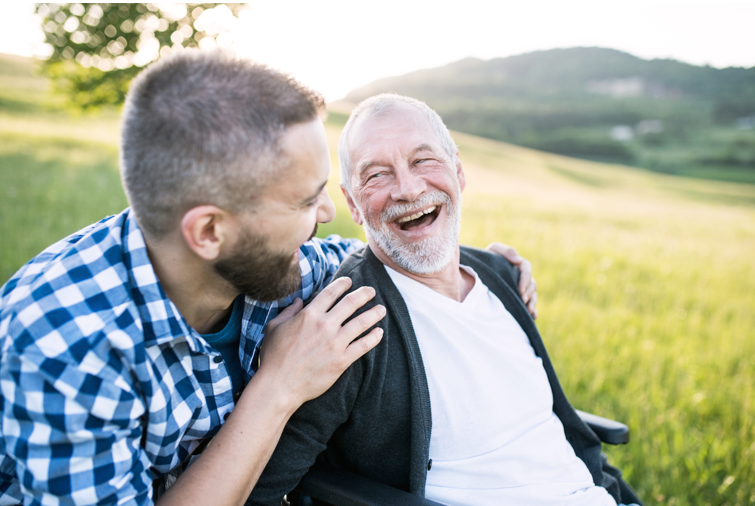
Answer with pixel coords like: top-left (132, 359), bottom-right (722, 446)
top-left (1, 52), bottom-right (755, 504)
top-left (345, 47), bottom-right (755, 183)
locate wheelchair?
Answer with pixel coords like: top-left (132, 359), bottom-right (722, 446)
top-left (287, 410), bottom-right (630, 506)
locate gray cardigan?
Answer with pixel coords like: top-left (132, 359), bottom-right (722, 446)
top-left (246, 246), bottom-right (640, 505)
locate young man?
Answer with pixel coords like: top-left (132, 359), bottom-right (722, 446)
top-left (0, 52), bottom-right (536, 505)
top-left (246, 95), bottom-right (641, 506)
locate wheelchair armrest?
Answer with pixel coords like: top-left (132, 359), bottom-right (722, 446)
top-left (292, 413), bottom-right (629, 505)
top-left (576, 410), bottom-right (630, 445)
top-left (295, 464), bottom-right (446, 506)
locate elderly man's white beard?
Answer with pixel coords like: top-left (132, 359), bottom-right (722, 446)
top-left (362, 190), bottom-right (462, 275)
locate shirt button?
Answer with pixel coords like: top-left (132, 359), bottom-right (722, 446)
top-left (223, 412), bottom-right (230, 421)
top-left (213, 355), bottom-right (223, 364)
top-left (427, 459), bottom-right (432, 471)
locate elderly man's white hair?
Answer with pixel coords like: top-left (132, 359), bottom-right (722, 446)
top-left (338, 94), bottom-right (458, 195)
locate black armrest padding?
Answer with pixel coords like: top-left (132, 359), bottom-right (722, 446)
top-left (576, 410), bottom-right (630, 445)
top-left (296, 464), bottom-right (446, 506)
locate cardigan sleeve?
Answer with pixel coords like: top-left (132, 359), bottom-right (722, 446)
top-left (244, 357), bottom-right (365, 506)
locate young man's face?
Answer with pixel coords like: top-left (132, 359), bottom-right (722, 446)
top-left (215, 119), bottom-right (335, 301)
top-left (344, 107), bottom-right (465, 275)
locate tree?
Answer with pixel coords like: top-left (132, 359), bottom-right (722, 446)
top-left (36, 3), bottom-right (248, 109)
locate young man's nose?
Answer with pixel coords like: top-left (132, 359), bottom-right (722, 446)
top-left (390, 165), bottom-right (427, 202)
top-left (317, 187), bottom-right (336, 224)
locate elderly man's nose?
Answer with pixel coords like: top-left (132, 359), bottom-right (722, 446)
top-left (390, 168), bottom-right (426, 202)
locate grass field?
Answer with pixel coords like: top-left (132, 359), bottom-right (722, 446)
top-left (1, 54), bottom-right (754, 505)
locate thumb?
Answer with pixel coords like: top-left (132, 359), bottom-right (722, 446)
top-left (266, 298), bottom-right (304, 332)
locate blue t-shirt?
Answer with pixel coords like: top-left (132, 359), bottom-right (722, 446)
top-left (201, 295), bottom-right (245, 397)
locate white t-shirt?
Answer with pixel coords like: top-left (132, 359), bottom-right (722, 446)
top-left (385, 265), bottom-right (617, 506)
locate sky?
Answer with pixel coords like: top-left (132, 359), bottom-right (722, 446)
top-left (2, 1), bottom-right (755, 101)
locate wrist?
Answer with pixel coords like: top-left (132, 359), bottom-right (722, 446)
top-left (240, 365), bottom-right (302, 419)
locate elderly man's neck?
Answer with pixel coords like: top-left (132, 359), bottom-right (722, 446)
top-left (370, 243), bottom-right (475, 302)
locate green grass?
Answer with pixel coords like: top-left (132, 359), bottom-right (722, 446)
top-left (2, 53), bottom-right (755, 505)
top-left (449, 132), bottom-right (755, 505)
top-left (0, 130), bottom-right (127, 282)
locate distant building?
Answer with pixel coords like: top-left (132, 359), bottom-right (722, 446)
top-left (586, 77), bottom-right (669, 98)
top-left (587, 77), bottom-right (645, 98)
top-left (610, 125), bottom-right (634, 142)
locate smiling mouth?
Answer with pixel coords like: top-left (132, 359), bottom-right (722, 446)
top-left (394, 205), bottom-right (441, 231)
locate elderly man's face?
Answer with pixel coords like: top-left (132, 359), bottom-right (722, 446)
top-left (343, 107), bottom-right (465, 274)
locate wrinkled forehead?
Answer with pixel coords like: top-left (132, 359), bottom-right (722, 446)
top-left (349, 105), bottom-right (442, 160)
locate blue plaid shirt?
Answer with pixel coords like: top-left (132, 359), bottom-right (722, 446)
top-left (0, 208), bottom-right (362, 505)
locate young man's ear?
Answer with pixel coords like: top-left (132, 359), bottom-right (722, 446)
top-left (341, 185), bottom-right (363, 225)
top-left (455, 151), bottom-right (466, 192)
top-left (180, 205), bottom-right (231, 261)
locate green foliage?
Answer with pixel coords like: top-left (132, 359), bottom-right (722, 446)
top-left (521, 129), bottom-right (635, 162)
top-left (44, 60), bottom-right (137, 110)
top-left (35, 3), bottom-right (248, 109)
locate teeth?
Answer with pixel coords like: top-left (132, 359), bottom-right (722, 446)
top-left (396, 206), bottom-right (437, 224)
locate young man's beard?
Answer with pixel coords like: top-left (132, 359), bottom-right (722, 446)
top-left (214, 227), bottom-right (313, 302)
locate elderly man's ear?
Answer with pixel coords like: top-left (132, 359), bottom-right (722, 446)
top-left (341, 187), bottom-right (364, 226)
top-left (455, 152), bottom-right (466, 192)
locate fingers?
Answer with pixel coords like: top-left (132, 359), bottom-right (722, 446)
top-left (266, 298), bottom-right (303, 332)
top-left (486, 242), bottom-right (537, 314)
top-left (343, 327), bottom-right (384, 365)
top-left (486, 242), bottom-right (522, 264)
top-left (339, 304), bottom-right (386, 342)
top-left (486, 242), bottom-right (532, 298)
top-left (326, 285), bottom-right (377, 324)
top-left (518, 259), bottom-right (533, 299)
top-left (307, 277), bottom-right (354, 313)
top-left (527, 292), bottom-right (538, 319)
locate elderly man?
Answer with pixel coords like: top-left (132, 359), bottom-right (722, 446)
top-left (246, 94), bottom-right (642, 506)
top-left (0, 52), bottom-right (536, 505)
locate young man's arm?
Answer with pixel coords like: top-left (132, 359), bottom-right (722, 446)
top-left (158, 277), bottom-right (381, 506)
top-left (0, 278), bottom-right (382, 506)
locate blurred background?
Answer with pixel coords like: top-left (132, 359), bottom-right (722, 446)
top-left (0, 2), bottom-right (753, 505)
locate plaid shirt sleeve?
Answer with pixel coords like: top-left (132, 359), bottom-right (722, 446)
top-left (239, 235), bottom-right (364, 377)
top-left (0, 215), bottom-right (154, 505)
top-left (1, 210), bottom-right (238, 505)
top-left (1, 326), bottom-right (152, 505)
